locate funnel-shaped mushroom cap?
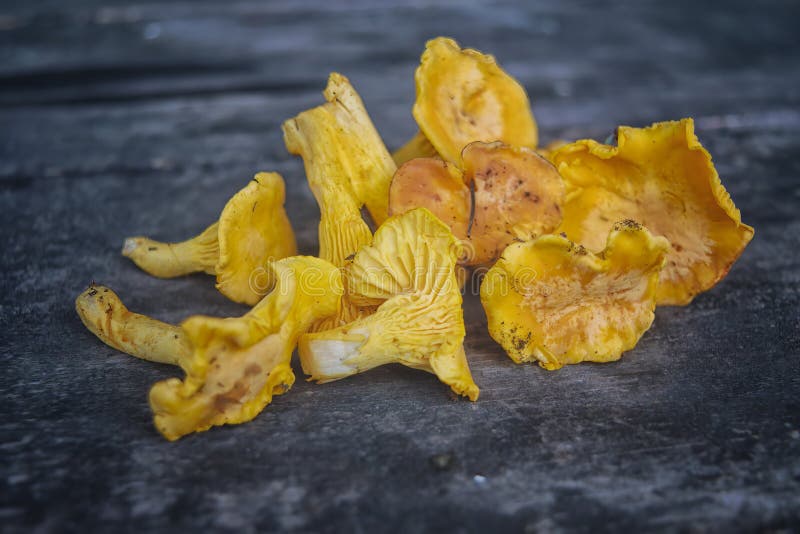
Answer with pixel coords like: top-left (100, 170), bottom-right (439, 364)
top-left (463, 141), bottom-right (564, 264)
top-left (149, 256), bottom-right (342, 441)
top-left (75, 284), bottom-right (191, 367)
top-left (405, 37), bottom-right (538, 166)
top-left (299, 208), bottom-right (479, 401)
top-left (122, 172), bottom-right (297, 306)
top-left (551, 119), bottom-right (754, 305)
top-left (215, 172), bottom-right (297, 305)
top-left (481, 221), bottom-right (669, 370)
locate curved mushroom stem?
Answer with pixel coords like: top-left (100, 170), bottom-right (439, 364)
top-left (122, 222), bottom-right (219, 278)
top-left (392, 130), bottom-right (438, 166)
top-left (75, 284), bottom-right (191, 367)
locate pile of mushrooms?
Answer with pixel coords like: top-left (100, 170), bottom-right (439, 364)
top-left (77, 37), bottom-right (753, 440)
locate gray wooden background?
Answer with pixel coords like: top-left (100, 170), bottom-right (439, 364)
top-left (1, 0), bottom-right (798, 531)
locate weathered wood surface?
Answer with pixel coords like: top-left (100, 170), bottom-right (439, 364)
top-left (1, 0), bottom-right (799, 531)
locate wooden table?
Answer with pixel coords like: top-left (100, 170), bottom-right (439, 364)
top-left (1, 1), bottom-right (798, 531)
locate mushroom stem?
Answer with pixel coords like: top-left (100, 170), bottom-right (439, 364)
top-left (392, 130), bottom-right (438, 166)
top-left (298, 327), bottom-right (392, 381)
top-left (75, 284), bottom-right (191, 367)
top-left (122, 222), bottom-right (219, 278)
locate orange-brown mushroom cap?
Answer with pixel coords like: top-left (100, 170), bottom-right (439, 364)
top-left (388, 157), bottom-right (471, 242)
top-left (551, 118), bottom-right (754, 305)
top-left (463, 141), bottom-right (564, 265)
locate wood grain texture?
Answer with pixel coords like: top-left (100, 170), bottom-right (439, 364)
top-left (1, 0), bottom-right (799, 531)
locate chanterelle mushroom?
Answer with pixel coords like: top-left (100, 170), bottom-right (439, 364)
top-left (481, 221), bottom-right (669, 370)
top-left (123, 172), bottom-right (297, 306)
top-left (76, 257), bottom-right (342, 440)
top-left (283, 73), bottom-right (396, 329)
top-left (550, 118), bottom-right (754, 305)
top-left (149, 256), bottom-right (342, 440)
top-left (388, 141), bottom-right (564, 265)
top-left (299, 208), bottom-right (479, 401)
top-left (394, 37), bottom-right (538, 166)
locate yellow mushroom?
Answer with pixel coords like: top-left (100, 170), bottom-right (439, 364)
top-left (122, 172), bottom-right (297, 306)
top-left (394, 37), bottom-right (538, 166)
top-left (76, 257), bottom-right (341, 440)
top-left (148, 256), bottom-right (342, 440)
top-left (388, 141), bottom-right (564, 266)
top-left (299, 208), bottom-right (479, 401)
top-left (480, 221), bottom-right (669, 370)
top-left (75, 284), bottom-right (191, 367)
top-left (283, 73), bottom-right (396, 329)
top-left (550, 118), bottom-right (754, 305)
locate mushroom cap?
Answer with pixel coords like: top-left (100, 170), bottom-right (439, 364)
top-left (413, 37), bottom-right (538, 165)
top-left (481, 221), bottom-right (669, 370)
top-left (388, 157), bottom-right (471, 242)
top-left (536, 139), bottom-right (569, 161)
top-left (149, 256), bottom-right (342, 440)
top-left (463, 141), bottom-right (565, 265)
top-left (215, 172), bottom-right (297, 306)
top-left (551, 118), bottom-right (754, 305)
